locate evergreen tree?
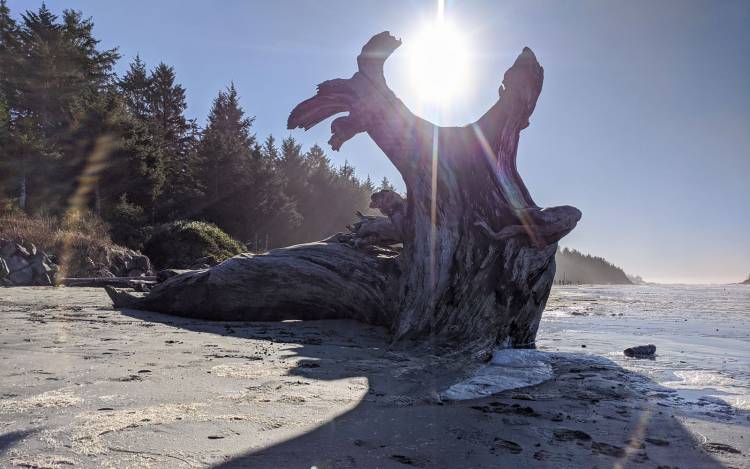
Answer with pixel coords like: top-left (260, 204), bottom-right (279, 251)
top-left (96, 98), bottom-right (166, 220)
top-left (0, 0), bottom-right (18, 200)
top-left (197, 83), bottom-right (255, 230)
top-left (118, 55), bottom-right (151, 120)
top-left (0, 0), bottom-right (19, 100)
top-left (148, 63), bottom-right (193, 157)
top-left (0, 2), bottom-right (384, 254)
top-left (378, 176), bottom-right (396, 192)
top-left (363, 175), bottom-right (375, 193)
top-left (197, 85), bottom-right (298, 243)
top-left (261, 134), bottom-right (279, 161)
top-left (147, 62), bottom-right (198, 219)
top-left (279, 136), bottom-right (306, 194)
top-left (2, 4), bottom-right (118, 212)
top-left (108, 55), bottom-right (166, 218)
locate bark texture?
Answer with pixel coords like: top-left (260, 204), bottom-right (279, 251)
top-left (108, 32), bottom-right (581, 354)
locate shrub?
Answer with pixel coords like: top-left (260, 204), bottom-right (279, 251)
top-left (0, 209), bottom-right (119, 277)
top-left (0, 197), bottom-right (24, 217)
top-left (108, 195), bottom-right (152, 251)
top-left (143, 220), bottom-right (245, 269)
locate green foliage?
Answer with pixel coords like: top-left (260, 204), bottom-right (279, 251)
top-left (271, 138), bottom-right (375, 246)
top-left (0, 2), bottom-right (391, 261)
top-left (143, 220), bottom-right (244, 269)
top-left (0, 195), bottom-right (22, 216)
top-left (0, 3), bottom-right (119, 212)
top-left (196, 86), bottom-right (300, 245)
top-left (108, 195), bottom-right (152, 251)
top-left (378, 176), bottom-right (396, 192)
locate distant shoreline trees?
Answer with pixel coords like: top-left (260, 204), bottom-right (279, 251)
top-left (554, 247), bottom-right (633, 285)
top-left (0, 2), bottom-right (386, 251)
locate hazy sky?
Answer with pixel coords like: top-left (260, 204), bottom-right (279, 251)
top-left (9, 0), bottom-right (749, 283)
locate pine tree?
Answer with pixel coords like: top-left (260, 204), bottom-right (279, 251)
top-left (279, 135), bottom-right (307, 205)
top-left (2, 4), bottom-right (118, 212)
top-left (0, 2), bottom-right (384, 250)
top-left (197, 85), bottom-right (299, 242)
top-left (197, 84), bottom-right (255, 222)
top-left (96, 98), bottom-right (166, 221)
top-left (378, 176), bottom-right (396, 192)
top-left (0, 0), bottom-right (19, 201)
top-left (0, 0), bottom-right (19, 99)
top-left (118, 55), bottom-right (151, 120)
top-left (148, 63), bottom-right (193, 154)
top-left (261, 134), bottom-right (279, 161)
top-left (363, 175), bottom-right (375, 193)
top-left (147, 62), bottom-right (198, 219)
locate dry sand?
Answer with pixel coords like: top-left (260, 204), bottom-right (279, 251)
top-left (0, 287), bottom-right (746, 468)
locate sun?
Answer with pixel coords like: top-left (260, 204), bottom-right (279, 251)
top-left (407, 20), bottom-right (471, 104)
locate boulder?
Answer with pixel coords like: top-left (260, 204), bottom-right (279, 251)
top-left (0, 238), bottom-right (16, 257)
top-left (624, 344), bottom-right (656, 358)
top-left (0, 241), bottom-right (57, 286)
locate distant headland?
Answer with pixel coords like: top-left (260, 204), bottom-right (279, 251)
top-left (554, 247), bottom-right (633, 285)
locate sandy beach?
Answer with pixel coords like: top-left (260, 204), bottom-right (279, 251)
top-left (0, 287), bottom-right (747, 468)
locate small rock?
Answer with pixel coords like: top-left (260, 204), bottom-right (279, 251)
top-left (492, 438), bottom-right (522, 454)
top-left (591, 441), bottom-right (626, 457)
top-left (624, 344), bottom-right (656, 358)
top-left (645, 437), bottom-right (670, 446)
top-left (0, 238), bottom-right (15, 257)
top-left (553, 429), bottom-right (591, 441)
top-left (703, 442), bottom-right (741, 454)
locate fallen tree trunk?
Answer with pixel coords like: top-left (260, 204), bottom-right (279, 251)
top-left (60, 276), bottom-right (157, 287)
top-left (108, 31), bottom-right (580, 355)
top-left (107, 242), bottom-right (399, 324)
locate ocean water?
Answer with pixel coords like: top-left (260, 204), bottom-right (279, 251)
top-left (445, 284), bottom-right (749, 415)
top-left (537, 284), bottom-right (750, 411)
top-left (443, 349), bottom-right (554, 400)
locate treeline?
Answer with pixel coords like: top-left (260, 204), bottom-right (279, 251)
top-left (554, 247), bottom-right (632, 285)
top-left (0, 2), bottom-right (394, 251)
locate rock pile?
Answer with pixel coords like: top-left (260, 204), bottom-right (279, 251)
top-left (80, 247), bottom-right (153, 278)
top-left (0, 237), bottom-right (153, 286)
top-left (0, 238), bottom-right (58, 286)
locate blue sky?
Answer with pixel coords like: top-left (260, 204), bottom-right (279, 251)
top-left (9, 0), bottom-right (749, 283)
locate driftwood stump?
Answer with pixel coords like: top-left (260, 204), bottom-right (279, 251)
top-left (107, 32), bottom-right (581, 355)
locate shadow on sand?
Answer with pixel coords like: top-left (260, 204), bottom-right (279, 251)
top-left (0, 429), bottom-right (39, 455)
top-left (119, 308), bottom-right (736, 469)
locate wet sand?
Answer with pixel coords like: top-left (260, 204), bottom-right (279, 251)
top-left (0, 287), bottom-right (746, 468)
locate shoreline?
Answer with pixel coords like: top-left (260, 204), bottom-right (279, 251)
top-left (0, 287), bottom-right (746, 468)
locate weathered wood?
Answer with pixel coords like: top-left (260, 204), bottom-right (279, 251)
top-left (60, 276), bottom-right (157, 287)
top-left (108, 31), bottom-right (580, 356)
top-left (108, 242), bottom-right (398, 325)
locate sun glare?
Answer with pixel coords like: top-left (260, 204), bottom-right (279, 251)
top-left (408, 20), bottom-right (471, 104)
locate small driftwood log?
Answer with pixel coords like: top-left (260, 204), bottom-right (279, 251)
top-left (107, 32), bottom-right (580, 355)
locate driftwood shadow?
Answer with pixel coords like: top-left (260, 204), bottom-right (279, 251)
top-left (118, 308), bottom-right (731, 469)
